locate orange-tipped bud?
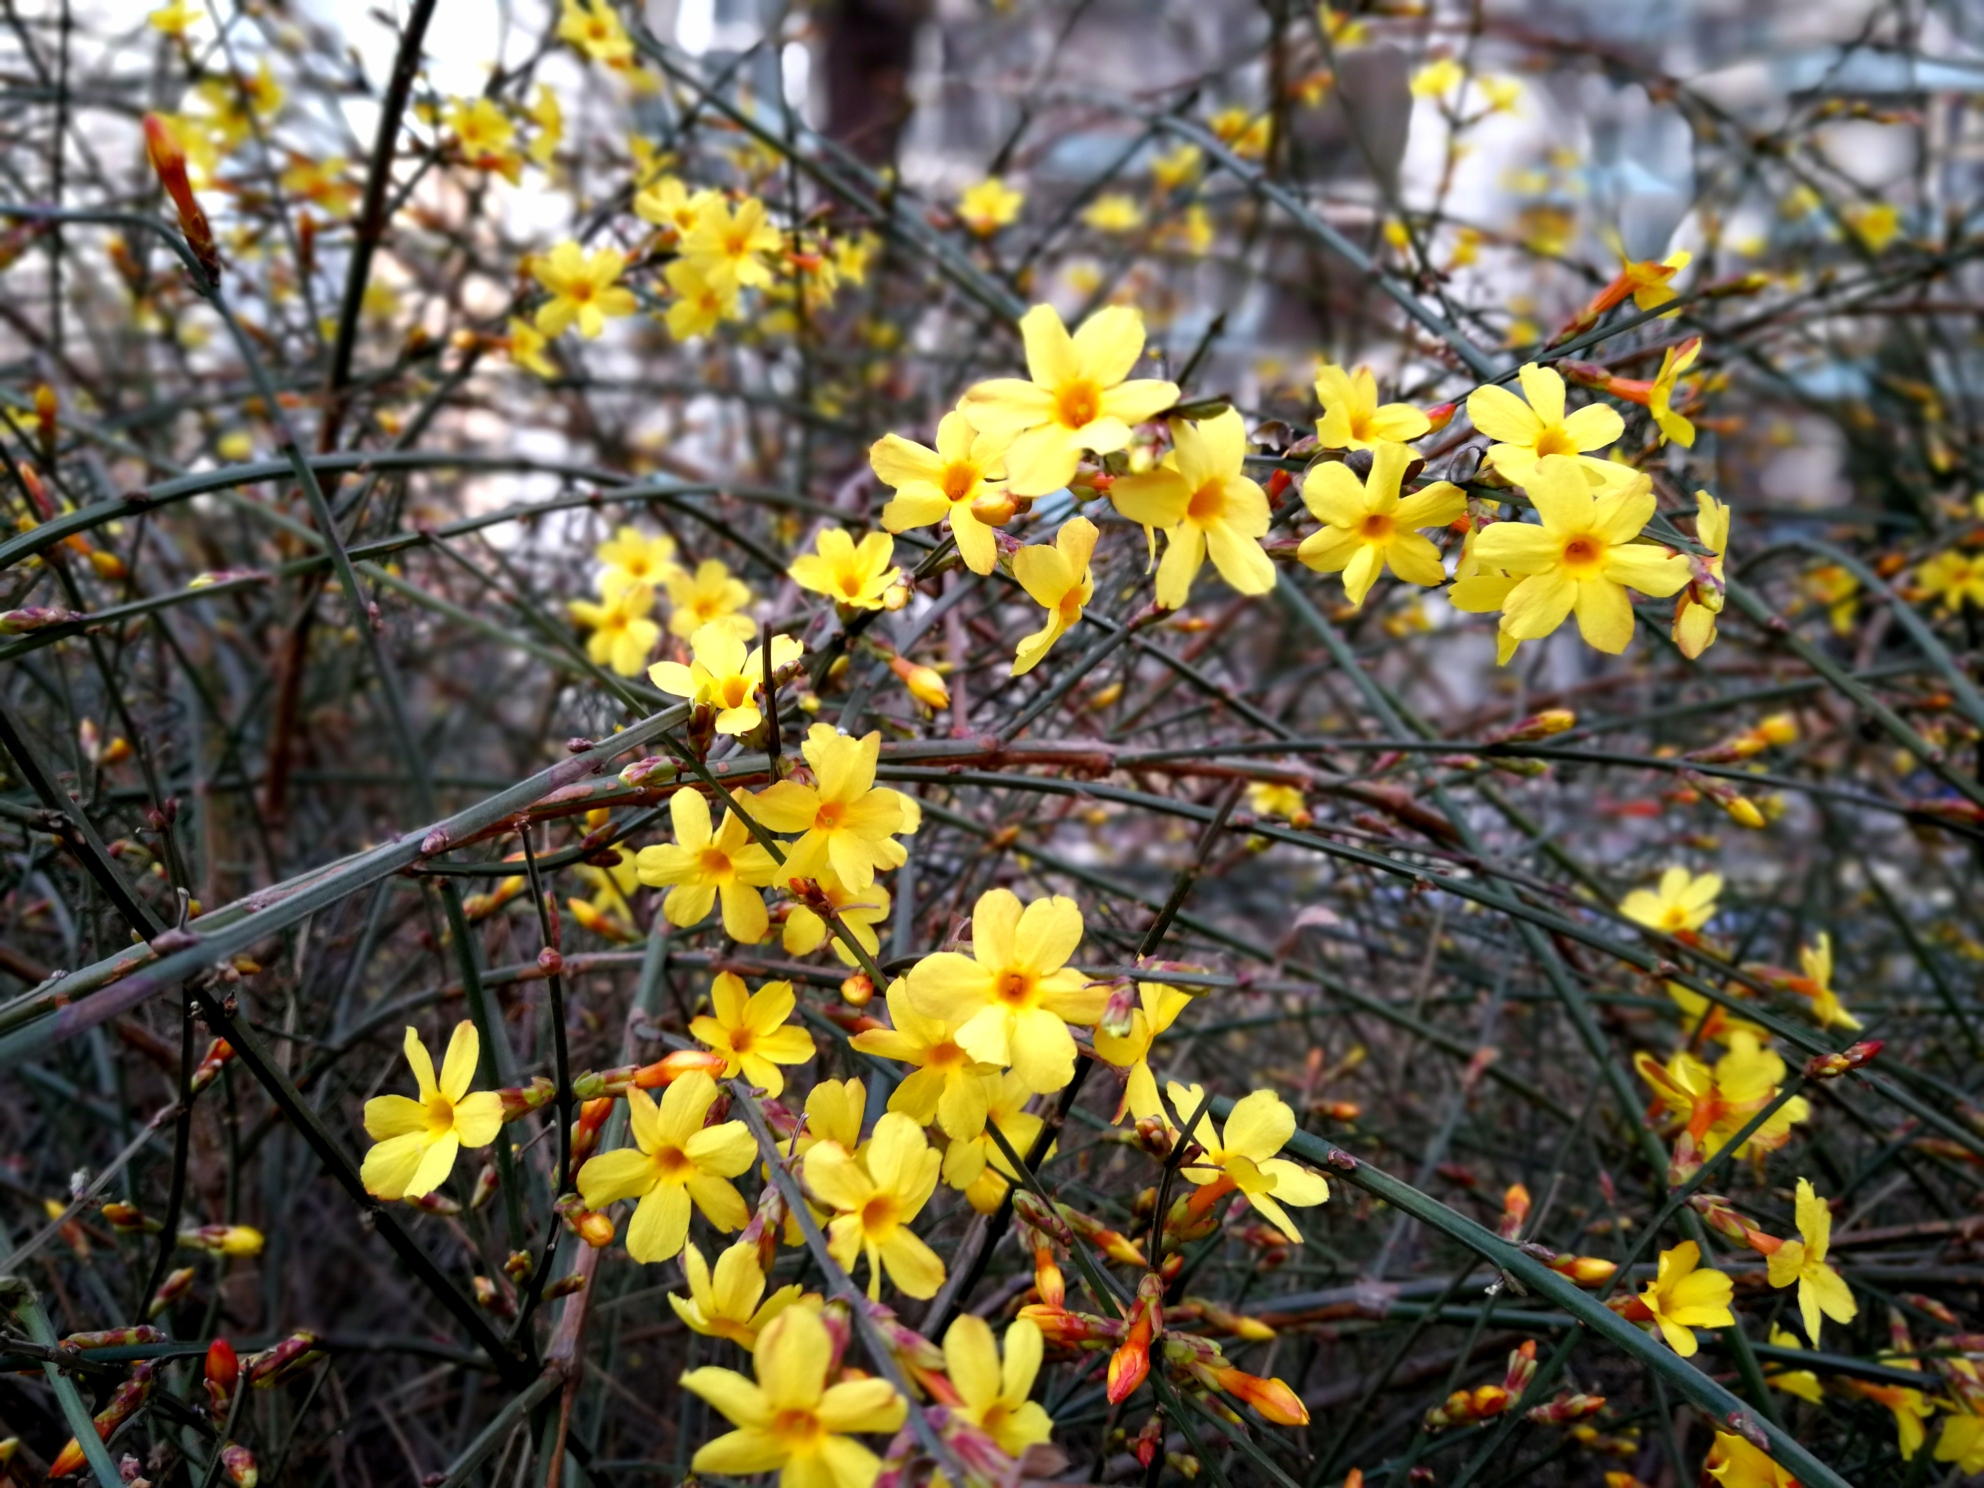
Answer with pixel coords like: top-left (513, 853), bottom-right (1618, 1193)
top-left (1213, 1367), bottom-right (1309, 1426)
top-left (101, 1201), bottom-right (159, 1234)
top-left (142, 113), bottom-right (220, 282)
top-left (840, 973), bottom-right (875, 1007)
top-left (1497, 1183), bottom-right (1531, 1241)
top-left (889, 656), bottom-right (950, 710)
top-left (472, 1275), bottom-right (516, 1317)
top-left (1107, 1273), bottom-right (1166, 1404)
top-left (205, 1339), bottom-right (240, 1419)
top-left (1527, 1391), bottom-right (1606, 1424)
top-left (1805, 1041), bottom-right (1881, 1080)
top-left (178, 1224), bottom-right (265, 1256)
top-left (1503, 1340), bottom-right (1537, 1393)
top-left (190, 1038), bottom-right (235, 1093)
top-left (1034, 1245), bottom-right (1066, 1309)
top-left (1422, 400), bottom-right (1458, 433)
top-left (570, 1096), bottom-right (616, 1164)
top-left (576, 1209), bottom-right (616, 1248)
top-left (51, 1361), bottom-right (155, 1476)
top-left (17, 463), bottom-right (52, 521)
top-left (633, 1049), bottom-right (726, 1088)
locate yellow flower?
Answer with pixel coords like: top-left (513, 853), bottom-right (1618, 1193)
top-left (665, 256), bottom-right (743, 341)
top-left (532, 241), bottom-right (638, 339)
top-left (781, 870), bottom-right (891, 968)
top-left (751, 725), bottom-right (912, 891)
top-left (1312, 363), bottom-right (1432, 450)
top-left (871, 411), bottom-right (1014, 575)
top-left (1637, 1241), bottom-right (1733, 1356)
top-left (1469, 457), bottom-right (1688, 654)
top-left (1766, 1178), bottom-right (1858, 1345)
top-left (1209, 107), bottom-right (1271, 159)
top-left (683, 1305), bottom-right (906, 1488)
top-left (958, 304), bottom-right (1180, 498)
top-left (1083, 194), bottom-right (1145, 233)
top-left (1410, 57), bottom-right (1464, 99)
top-left (526, 85), bottom-right (562, 167)
top-left (666, 558), bottom-right (756, 642)
top-left (280, 156), bottom-right (359, 217)
top-left (1765, 1324), bottom-right (1824, 1404)
top-left (670, 1239), bottom-right (807, 1349)
top-left (558, 0), bottom-right (633, 66)
top-left (1480, 76), bottom-right (1522, 113)
top-left (505, 317), bottom-right (556, 378)
top-left (1011, 517), bottom-right (1098, 676)
top-left (360, 1023), bottom-right (505, 1201)
top-left (789, 527), bottom-right (901, 610)
top-left (575, 1071), bottom-right (755, 1263)
top-left (445, 97), bottom-right (522, 182)
top-left (959, 178), bottom-right (1024, 236)
top-left (691, 972), bottom-right (817, 1098)
top-left (938, 1072), bottom-right (1042, 1212)
top-left (803, 1111), bottom-right (946, 1299)
top-left (1246, 781), bottom-right (1306, 822)
top-left (1918, 548), bottom-right (1984, 613)
top-left (906, 888), bottom-right (1105, 1093)
top-left (685, 196), bottom-right (785, 290)
top-left (852, 979), bottom-right (999, 1140)
top-left (1149, 142), bottom-right (1202, 192)
top-left (1789, 933), bottom-right (1861, 1031)
top-left (1619, 866), bottom-right (1721, 936)
top-left (943, 1315), bottom-right (1055, 1456)
top-left (1091, 982), bottom-right (1193, 1122)
top-left (1297, 440), bottom-right (1464, 606)
top-left (636, 787), bottom-right (779, 942)
top-left (1938, 1410), bottom-right (1984, 1473)
top-left (1467, 363), bottom-right (1633, 491)
top-left (1674, 490), bottom-right (1728, 659)
top-left (635, 175), bottom-right (720, 238)
top-left (1634, 1031), bottom-right (1810, 1161)
top-left (649, 622), bottom-right (802, 736)
top-left (1109, 408), bottom-right (1277, 608)
top-left (148, 1), bottom-right (199, 34)
top-left (597, 525), bottom-right (682, 595)
top-left (1704, 1432), bottom-right (1796, 1488)
top-left (1844, 201), bottom-right (1901, 253)
top-left (1135, 1083), bottom-right (1329, 1241)
top-left (568, 579), bottom-right (660, 676)
top-left (1649, 338), bottom-right (1700, 447)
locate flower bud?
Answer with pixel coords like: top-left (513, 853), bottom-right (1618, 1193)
top-left (51, 1362), bottom-right (155, 1477)
top-left (205, 1339), bottom-right (239, 1419)
top-left (1496, 1183), bottom-right (1531, 1241)
top-left (888, 655), bottom-right (949, 710)
top-left (142, 113), bottom-right (220, 282)
top-left (189, 1038), bottom-right (235, 1093)
top-left (1804, 1040), bottom-right (1881, 1080)
top-left (576, 1209), bottom-right (616, 1248)
top-left (221, 1443), bottom-right (258, 1488)
top-left (102, 1201), bottom-right (160, 1234)
top-left (178, 1224), bottom-right (265, 1257)
top-left (471, 1165), bottom-right (500, 1211)
top-left (968, 492), bottom-right (1019, 525)
top-left (148, 1267), bottom-right (195, 1318)
top-left (244, 1331), bottom-right (322, 1389)
top-left (840, 973), bottom-right (875, 1006)
top-left (633, 1049), bottom-right (727, 1088)
top-left (1098, 981), bottom-right (1139, 1039)
top-left (1213, 1366), bottom-right (1309, 1426)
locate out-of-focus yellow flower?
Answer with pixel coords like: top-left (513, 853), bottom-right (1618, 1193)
top-left (1704, 1432), bottom-right (1796, 1488)
top-left (1918, 548), bottom-right (1984, 612)
top-left (532, 241), bottom-right (638, 339)
top-left (1150, 143), bottom-right (1203, 192)
top-left (684, 197), bottom-right (785, 289)
top-left (958, 304), bottom-right (1179, 498)
top-left (361, 1024), bottom-right (504, 1201)
top-left (597, 526), bottom-right (681, 595)
top-left (1766, 1178), bottom-right (1858, 1345)
top-left (558, 0), bottom-right (633, 66)
top-left (691, 972), bottom-right (816, 1098)
top-left (1844, 201), bottom-right (1901, 253)
top-left (789, 527), bottom-right (900, 610)
top-left (1785, 933), bottom-right (1861, 1031)
top-left (1634, 1031), bottom-right (1809, 1162)
top-left (280, 156), bottom-right (358, 217)
top-left (636, 787), bottom-right (778, 943)
top-left (148, 1), bottom-right (200, 34)
top-left (504, 318), bottom-right (557, 379)
top-left (871, 411), bottom-right (1013, 575)
top-left (1765, 1323), bottom-right (1824, 1403)
top-left (526, 85), bottom-right (562, 166)
top-left (1209, 107), bottom-right (1271, 158)
top-left (1637, 1241), bottom-right (1733, 1357)
top-left (682, 1305), bottom-right (905, 1486)
top-left (445, 97), bottom-right (523, 182)
top-left (568, 579), bottom-right (660, 676)
top-left (959, 178), bottom-right (1024, 236)
top-left (907, 889), bottom-right (1104, 1094)
top-left (1110, 409), bottom-right (1276, 608)
top-left (1133, 1083), bottom-right (1328, 1240)
top-left (1674, 490), bottom-right (1727, 659)
top-left (1411, 57), bottom-right (1464, 100)
top-left (940, 1072), bottom-right (1044, 1212)
top-left (1619, 866), bottom-right (1721, 936)
top-left (575, 1071), bottom-right (754, 1262)
top-left (636, 175), bottom-right (718, 238)
top-left (1937, 1409), bottom-right (1984, 1474)
top-left (1012, 517), bottom-right (1098, 676)
top-left (1480, 76), bottom-right (1522, 112)
top-left (666, 558), bottom-right (755, 641)
top-left (1083, 194), bottom-right (1145, 234)
top-left (804, 1111), bottom-right (946, 1299)
top-left (1313, 363), bottom-right (1432, 450)
top-left (1298, 439), bottom-right (1464, 607)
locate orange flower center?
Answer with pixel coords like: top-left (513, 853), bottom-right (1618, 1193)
top-left (1348, 410), bottom-right (1376, 442)
top-left (1357, 512), bottom-right (1395, 543)
top-left (698, 847), bottom-right (734, 879)
top-left (717, 676), bottom-right (751, 709)
top-left (425, 1094), bottom-right (457, 1135)
top-left (729, 1028), bottom-right (754, 1054)
top-left (653, 1144), bottom-right (694, 1180)
top-left (1186, 480), bottom-right (1226, 524)
top-left (860, 1193), bottom-right (900, 1236)
top-left (994, 969), bottom-right (1037, 1008)
top-left (1560, 534), bottom-right (1603, 574)
top-left (941, 462), bottom-right (979, 503)
top-left (927, 1040), bottom-right (968, 1071)
top-left (839, 571), bottom-right (866, 598)
top-left (814, 800), bottom-right (846, 831)
top-left (569, 281), bottom-right (595, 303)
top-left (1533, 426), bottom-right (1578, 458)
top-left (1055, 379), bottom-right (1102, 429)
top-left (770, 1408), bottom-right (825, 1452)
top-left (1057, 590), bottom-right (1084, 623)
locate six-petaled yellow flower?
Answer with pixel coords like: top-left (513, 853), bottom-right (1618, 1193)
top-left (944, 1315), bottom-right (1055, 1456)
top-left (361, 1023), bottom-right (504, 1201)
top-left (558, 0), bottom-right (633, 66)
top-left (685, 196), bottom-right (785, 289)
top-left (1313, 364), bottom-right (1431, 450)
top-left (871, 411), bottom-right (1014, 575)
top-left (568, 579), bottom-right (660, 676)
top-left (789, 528), bottom-right (901, 610)
top-left (1134, 1083), bottom-right (1329, 1241)
top-left (1467, 363), bottom-right (1632, 491)
top-left (752, 725), bottom-right (911, 891)
top-left (852, 979), bottom-right (999, 1139)
top-left (597, 526), bottom-right (682, 596)
top-left (666, 558), bottom-right (756, 641)
top-left (907, 888), bottom-right (1105, 1094)
top-left (636, 787), bottom-right (779, 943)
top-left (1636, 1240), bottom-right (1733, 1357)
top-left (670, 1239), bottom-right (807, 1349)
top-left (959, 178), bottom-right (1024, 236)
top-left (959, 304), bottom-right (1179, 497)
top-left (1110, 408), bottom-right (1276, 608)
top-left (1297, 440), bottom-right (1464, 606)
top-left (804, 1111), bottom-right (946, 1299)
top-left (575, 1071), bottom-right (755, 1263)
top-left (532, 240), bottom-right (638, 339)
top-left (1620, 865), bottom-right (1721, 937)
top-left (692, 972), bottom-right (816, 1098)
top-left (650, 622), bottom-right (801, 735)
top-left (1766, 1177), bottom-right (1857, 1345)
